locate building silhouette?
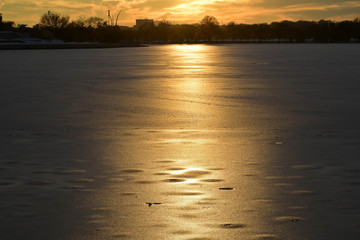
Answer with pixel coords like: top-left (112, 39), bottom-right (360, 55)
top-left (135, 19), bottom-right (154, 29)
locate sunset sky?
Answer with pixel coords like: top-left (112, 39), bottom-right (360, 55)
top-left (1, 0), bottom-right (360, 26)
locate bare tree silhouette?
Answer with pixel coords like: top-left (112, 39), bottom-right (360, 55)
top-left (5, 12), bottom-right (360, 43)
top-left (40, 11), bottom-right (69, 28)
top-left (200, 16), bottom-right (219, 42)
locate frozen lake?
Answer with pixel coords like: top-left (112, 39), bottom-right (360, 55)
top-left (1, 44), bottom-right (360, 239)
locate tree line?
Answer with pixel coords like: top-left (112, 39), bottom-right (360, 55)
top-left (1, 12), bottom-right (360, 43)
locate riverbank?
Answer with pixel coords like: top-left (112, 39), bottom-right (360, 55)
top-left (0, 42), bottom-right (145, 50)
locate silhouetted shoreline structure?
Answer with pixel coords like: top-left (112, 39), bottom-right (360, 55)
top-left (1, 13), bottom-right (360, 45)
top-left (136, 19), bottom-right (154, 29)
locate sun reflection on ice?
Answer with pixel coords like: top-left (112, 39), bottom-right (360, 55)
top-left (167, 167), bottom-right (212, 184)
top-left (168, 44), bottom-right (213, 94)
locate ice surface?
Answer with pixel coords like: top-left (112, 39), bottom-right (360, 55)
top-left (1, 44), bottom-right (360, 239)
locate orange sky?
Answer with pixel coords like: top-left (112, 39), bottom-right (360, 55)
top-left (1, 0), bottom-right (360, 26)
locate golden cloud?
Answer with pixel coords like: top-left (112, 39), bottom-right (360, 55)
top-left (0, 0), bottom-right (359, 26)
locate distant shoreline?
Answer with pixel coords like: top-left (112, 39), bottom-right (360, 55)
top-left (0, 42), bottom-right (145, 50)
top-left (1, 41), bottom-right (359, 50)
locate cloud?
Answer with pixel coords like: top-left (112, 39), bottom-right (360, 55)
top-left (132, 0), bottom-right (188, 10)
top-left (0, 0), bottom-right (359, 26)
top-left (241, 1), bottom-right (360, 22)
